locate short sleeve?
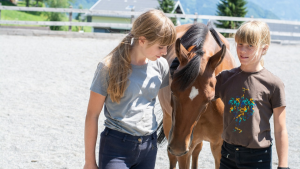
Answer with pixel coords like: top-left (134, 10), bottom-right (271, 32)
top-left (271, 80), bottom-right (286, 108)
top-left (160, 58), bottom-right (170, 89)
top-left (90, 62), bottom-right (109, 96)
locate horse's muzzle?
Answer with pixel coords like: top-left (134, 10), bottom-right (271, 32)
top-left (167, 145), bottom-right (189, 156)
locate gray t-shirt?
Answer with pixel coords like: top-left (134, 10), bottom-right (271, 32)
top-left (90, 58), bottom-right (169, 136)
top-left (215, 67), bottom-right (286, 148)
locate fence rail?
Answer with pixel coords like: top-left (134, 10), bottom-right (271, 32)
top-left (1, 6), bottom-right (300, 38)
top-left (1, 6), bottom-right (300, 25)
top-left (2, 20), bottom-right (299, 37)
top-left (0, 20), bottom-right (133, 28)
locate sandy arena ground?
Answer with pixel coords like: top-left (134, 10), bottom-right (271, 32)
top-left (0, 35), bottom-right (299, 169)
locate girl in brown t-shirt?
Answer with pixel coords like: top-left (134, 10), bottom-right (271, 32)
top-left (216, 21), bottom-right (289, 169)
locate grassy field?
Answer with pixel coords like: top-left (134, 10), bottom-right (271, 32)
top-left (1, 10), bottom-right (48, 21)
top-left (1, 2), bottom-right (92, 32)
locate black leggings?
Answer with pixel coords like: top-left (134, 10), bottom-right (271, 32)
top-left (219, 141), bottom-right (272, 169)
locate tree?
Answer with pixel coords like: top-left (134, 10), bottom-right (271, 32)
top-left (35, 0), bottom-right (44, 7)
top-left (157, 0), bottom-right (176, 25)
top-left (216, 0), bottom-right (247, 37)
top-left (75, 4), bottom-right (83, 20)
top-left (25, 0), bottom-right (30, 7)
top-left (158, 0), bottom-right (174, 13)
top-left (45, 0), bottom-right (74, 30)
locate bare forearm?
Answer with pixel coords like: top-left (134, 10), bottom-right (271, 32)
top-left (275, 129), bottom-right (289, 167)
top-left (84, 114), bottom-right (99, 164)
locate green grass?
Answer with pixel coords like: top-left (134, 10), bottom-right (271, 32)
top-left (1, 1), bottom-right (92, 32)
top-left (1, 10), bottom-right (47, 21)
top-left (1, 5), bottom-right (92, 32)
top-left (1, 10), bottom-right (48, 27)
top-left (17, 1), bottom-right (26, 7)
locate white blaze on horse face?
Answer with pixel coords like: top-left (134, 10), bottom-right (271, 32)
top-left (189, 86), bottom-right (199, 101)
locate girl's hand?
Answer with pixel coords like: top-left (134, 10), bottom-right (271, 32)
top-left (83, 162), bottom-right (98, 169)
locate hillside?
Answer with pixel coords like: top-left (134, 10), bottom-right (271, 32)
top-left (69, 0), bottom-right (299, 21)
top-left (249, 0), bottom-right (300, 21)
top-left (71, 0), bottom-right (98, 9)
top-left (179, 0), bottom-right (279, 19)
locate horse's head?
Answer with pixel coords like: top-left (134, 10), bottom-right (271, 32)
top-left (167, 23), bottom-right (226, 156)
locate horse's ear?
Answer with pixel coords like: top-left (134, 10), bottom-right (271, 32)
top-left (208, 44), bottom-right (226, 69)
top-left (175, 38), bottom-right (189, 66)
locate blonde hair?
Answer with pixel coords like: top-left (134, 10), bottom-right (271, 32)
top-left (235, 20), bottom-right (270, 66)
top-left (104, 9), bottom-right (176, 103)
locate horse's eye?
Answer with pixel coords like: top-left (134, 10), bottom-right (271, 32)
top-left (209, 82), bottom-right (214, 88)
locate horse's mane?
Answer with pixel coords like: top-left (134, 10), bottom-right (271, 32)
top-left (173, 23), bottom-right (208, 91)
top-left (157, 23), bottom-right (209, 145)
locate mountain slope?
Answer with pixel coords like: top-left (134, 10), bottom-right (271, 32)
top-left (245, 1), bottom-right (279, 19)
top-left (249, 0), bottom-right (300, 21)
top-left (72, 0), bottom-right (300, 21)
top-left (71, 0), bottom-right (98, 9)
top-left (179, 0), bottom-right (279, 19)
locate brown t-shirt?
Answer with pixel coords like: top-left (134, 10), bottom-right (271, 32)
top-left (215, 67), bottom-right (286, 148)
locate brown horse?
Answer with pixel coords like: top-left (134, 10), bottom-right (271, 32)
top-left (157, 23), bottom-right (235, 169)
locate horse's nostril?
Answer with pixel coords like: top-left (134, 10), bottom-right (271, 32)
top-left (167, 146), bottom-right (173, 154)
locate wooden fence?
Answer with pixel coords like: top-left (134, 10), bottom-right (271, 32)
top-left (1, 5), bottom-right (300, 37)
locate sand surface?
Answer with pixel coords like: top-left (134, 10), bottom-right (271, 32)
top-left (0, 35), bottom-right (299, 169)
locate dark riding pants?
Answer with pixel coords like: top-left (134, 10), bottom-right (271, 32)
top-left (219, 141), bottom-right (272, 169)
top-left (98, 127), bottom-right (158, 169)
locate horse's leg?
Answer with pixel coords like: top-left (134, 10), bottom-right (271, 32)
top-left (191, 141), bottom-right (203, 169)
top-left (163, 110), bottom-right (178, 169)
top-left (168, 151), bottom-right (178, 169)
top-left (177, 151), bottom-right (192, 169)
top-left (210, 139), bottom-right (223, 169)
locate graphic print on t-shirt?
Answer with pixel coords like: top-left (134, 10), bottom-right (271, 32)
top-left (228, 87), bottom-right (257, 133)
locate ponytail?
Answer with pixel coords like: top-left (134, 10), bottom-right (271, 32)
top-left (105, 34), bottom-right (133, 103)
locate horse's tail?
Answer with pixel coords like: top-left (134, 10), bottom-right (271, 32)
top-left (157, 120), bottom-right (167, 145)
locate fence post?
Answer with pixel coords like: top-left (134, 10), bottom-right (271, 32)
top-left (194, 12), bottom-right (198, 24)
top-left (0, 3), bottom-right (2, 22)
top-left (69, 6), bottom-right (72, 31)
top-left (131, 9), bottom-right (134, 24)
top-left (176, 15), bottom-right (180, 26)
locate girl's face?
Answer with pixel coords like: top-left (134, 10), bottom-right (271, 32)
top-left (141, 40), bottom-right (168, 61)
top-left (236, 43), bottom-right (265, 66)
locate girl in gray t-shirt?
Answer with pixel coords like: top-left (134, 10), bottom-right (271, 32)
top-left (216, 21), bottom-right (289, 169)
top-left (83, 10), bottom-right (176, 169)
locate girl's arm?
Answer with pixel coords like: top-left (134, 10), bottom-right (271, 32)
top-left (273, 106), bottom-right (289, 168)
top-left (84, 91), bottom-right (106, 169)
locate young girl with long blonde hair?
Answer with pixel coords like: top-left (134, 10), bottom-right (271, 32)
top-left (83, 9), bottom-right (176, 169)
top-left (215, 20), bottom-right (289, 169)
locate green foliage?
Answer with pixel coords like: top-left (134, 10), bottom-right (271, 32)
top-left (25, 0), bottom-right (30, 7)
top-left (157, 0), bottom-right (176, 25)
top-left (216, 0), bottom-right (247, 37)
top-left (45, 0), bottom-right (74, 30)
top-left (0, 0), bottom-right (16, 6)
top-left (75, 4), bottom-right (83, 20)
top-left (158, 0), bottom-right (175, 13)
